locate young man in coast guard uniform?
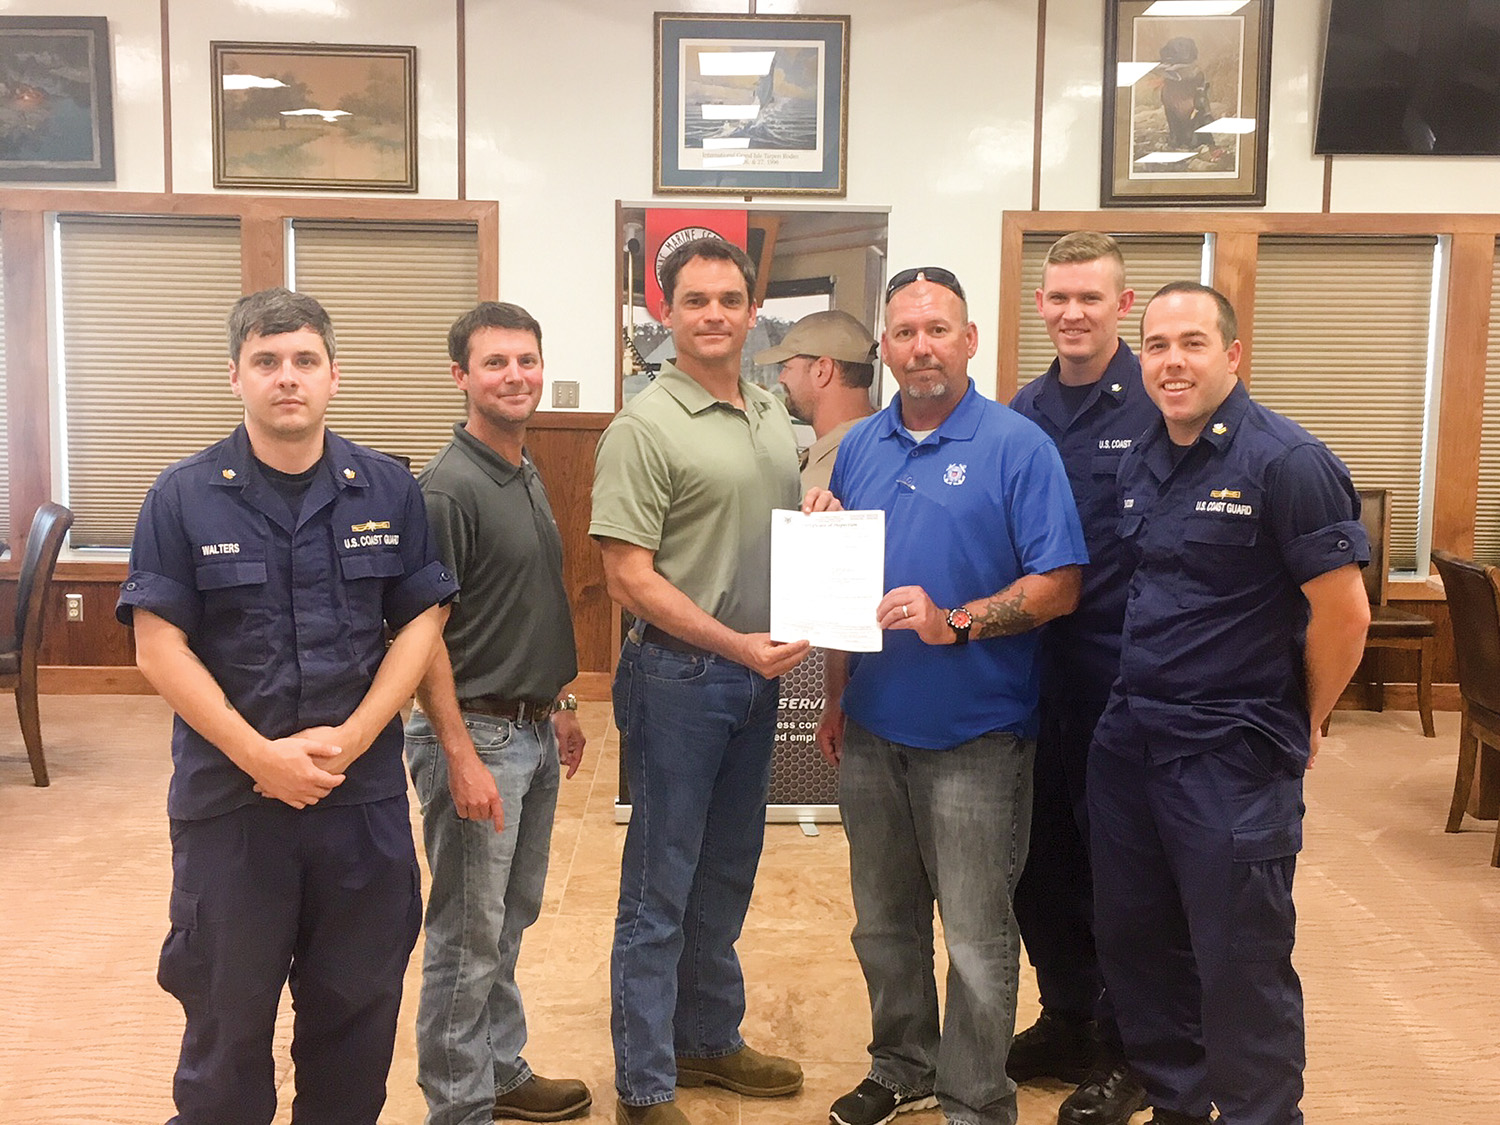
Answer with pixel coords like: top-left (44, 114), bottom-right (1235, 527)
top-left (1090, 283), bottom-right (1370, 1125)
top-left (1008, 233), bottom-right (1160, 1125)
top-left (118, 287), bottom-right (458, 1125)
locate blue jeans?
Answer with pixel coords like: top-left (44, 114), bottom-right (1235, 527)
top-left (406, 710), bottom-right (561, 1125)
top-left (839, 719), bottom-right (1034, 1125)
top-left (610, 637), bottom-right (779, 1106)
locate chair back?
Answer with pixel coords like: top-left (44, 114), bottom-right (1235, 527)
top-left (14, 503), bottom-right (74, 650)
top-left (1358, 488), bottom-right (1391, 606)
top-left (1432, 549), bottom-right (1500, 717)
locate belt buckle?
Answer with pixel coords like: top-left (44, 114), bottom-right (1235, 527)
top-left (517, 699), bottom-right (551, 723)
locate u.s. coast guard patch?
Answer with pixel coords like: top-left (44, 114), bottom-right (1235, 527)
top-left (943, 463), bottom-right (967, 486)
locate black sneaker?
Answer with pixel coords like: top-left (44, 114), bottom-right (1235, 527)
top-left (1006, 1010), bottom-right (1095, 1084)
top-left (829, 1078), bottom-right (938, 1125)
top-left (1058, 1061), bottom-right (1147, 1125)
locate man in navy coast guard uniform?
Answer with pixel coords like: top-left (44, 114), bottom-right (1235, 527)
top-left (1008, 232), bottom-right (1161, 1125)
top-left (1090, 282), bottom-right (1370, 1125)
top-left (117, 287), bottom-right (458, 1125)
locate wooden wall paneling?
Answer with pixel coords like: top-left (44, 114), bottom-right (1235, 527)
top-left (524, 415), bottom-right (614, 675)
top-left (1212, 230), bottom-right (1260, 384)
top-left (1430, 232), bottom-right (1495, 557)
top-left (241, 205), bottom-right (285, 293)
top-left (3, 209), bottom-right (52, 553)
top-left (995, 213), bottom-right (1028, 401)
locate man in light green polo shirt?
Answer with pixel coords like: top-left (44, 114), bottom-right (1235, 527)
top-left (591, 237), bottom-right (812, 1125)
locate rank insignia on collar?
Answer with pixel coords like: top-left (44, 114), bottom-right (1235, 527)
top-left (343, 468), bottom-right (356, 479)
top-left (1110, 383), bottom-right (1122, 392)
top-left (221, 468), bottom-right (236, 480)
top-left (1212, 423), bottom-right (1228, 435)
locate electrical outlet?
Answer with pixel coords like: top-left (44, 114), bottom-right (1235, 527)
top-left (552, 380), bottom-right (580, 408)
top-left (64, 593), bottom-right (84, 622)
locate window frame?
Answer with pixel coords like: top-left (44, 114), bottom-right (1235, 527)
top-left (0, 189), bottom-right (497, 578)
top-left (998, 211), bottom-right (1498, 588)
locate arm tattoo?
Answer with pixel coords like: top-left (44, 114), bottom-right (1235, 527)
top-left (972, 587), bottom-right (1037, 640)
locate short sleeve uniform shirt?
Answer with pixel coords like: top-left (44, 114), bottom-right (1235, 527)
top-left (117, 425), bottom-right (458, 820)
top-left (1097, 381), bottom-right (1368, 771)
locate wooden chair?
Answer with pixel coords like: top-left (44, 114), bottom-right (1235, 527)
top-left (2, 503), bottom-right (74, 786)
top-left (1430, 550), bottom-right (1500, 868)
top-left (1346, 489), bottom-right (1436, 737)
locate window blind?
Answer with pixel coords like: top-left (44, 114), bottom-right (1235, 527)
top-left (1248, 236), bottom-right (1435, 572)
top-left (1474, 243), bottom-right (1500, 563)
top-left (290, 221), bottom-right (480, 473)
top-left (1016, 233), bottom-right (1206, 392)
top-left (58, 216), bottom-right (243, 549)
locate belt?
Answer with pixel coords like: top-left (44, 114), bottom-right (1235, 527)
top-left (457, 696), bottom-right (558, 723)
top-left (639, 624), bottom-right (713, 659)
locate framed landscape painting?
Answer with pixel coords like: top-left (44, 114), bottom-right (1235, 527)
top-left (211, 41), bottom-right (417, 192)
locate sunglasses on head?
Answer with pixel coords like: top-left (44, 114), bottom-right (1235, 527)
top-left (885, 266), bottom-right (966, 304)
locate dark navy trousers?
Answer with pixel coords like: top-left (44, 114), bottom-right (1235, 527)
top-left (160, 795), bottom-right (422, 1125)
top-left (1089, 727), bottom-right (1305, 1125)
top-left (1013, 697), bottom-right (1107, 1024)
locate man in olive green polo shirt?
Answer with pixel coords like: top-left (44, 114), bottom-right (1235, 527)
top-left (591, 237), bottom-right (812, 1125)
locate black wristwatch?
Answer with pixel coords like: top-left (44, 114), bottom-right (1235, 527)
top-left (946, 607), bottom-right (973, 645)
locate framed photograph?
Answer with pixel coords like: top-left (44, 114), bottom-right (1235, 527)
top-left (1101, 0), bottom-right (1272, 207)
top-left (0, 16), bottom-right (115, 182)
top-left (654, 13), bottom-right (849, 197)
top-left (211, 41), bottom-right (417, 192)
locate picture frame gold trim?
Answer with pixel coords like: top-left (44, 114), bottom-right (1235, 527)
top-left (1101, 0), bottom-right (1272, 207)
top-left (654, 13), bottom-right (849, 197)
top-left (211, 41), bottom-right (417, 193)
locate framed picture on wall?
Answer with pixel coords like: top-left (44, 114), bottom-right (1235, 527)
top-left (654, 13), bottom-right (850, 197)
top-left (1101, 0), bottom-right (1272, 207)
top-left (211, 41), bottom-right (417, 192)
top-left (0, 16), bottom-right (115, 182)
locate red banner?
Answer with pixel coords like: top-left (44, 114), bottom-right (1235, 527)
top-left (644, 209), bottom-right (749, 321)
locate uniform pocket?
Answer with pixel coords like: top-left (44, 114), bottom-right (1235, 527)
top-left (1229, 821), bottom-right (1301, 960)
top-left (193, 560), bottom-right (272, 667)
top-left (157, 887), bottom-right (203, 1001)
top-left (1184, 515), bottom-right (1258, 547)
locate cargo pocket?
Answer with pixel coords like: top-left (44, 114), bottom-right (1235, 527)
top-left (156, 886), bottom-right (203, 1002)
top-left (1229, 821), bottom-right (1301, 960)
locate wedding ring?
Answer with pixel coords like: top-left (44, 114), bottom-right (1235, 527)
top-left (902, 604), bottom-right (910, 618)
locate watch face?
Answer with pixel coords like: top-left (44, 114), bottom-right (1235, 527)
top-left (949, 608), bottom-right (973, 629)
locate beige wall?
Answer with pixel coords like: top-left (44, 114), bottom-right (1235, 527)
top-left (8, 0), bottom-right (1500, 411)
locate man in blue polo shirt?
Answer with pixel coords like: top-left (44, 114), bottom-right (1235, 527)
top-left (1091, 283), bottom-right (1370, 1125)
top-left (815, 267), bottom-right (1088, 1125)
top-left (118, 288), bottom-right (458, 1125)
top-left (1009, 232), bottom-right (1160, 1125)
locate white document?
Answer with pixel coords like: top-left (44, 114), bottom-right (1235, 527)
top-left (769, 508), bottom-right (884, 652)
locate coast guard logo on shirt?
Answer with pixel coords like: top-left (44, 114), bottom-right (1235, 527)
top-left (943, 463), bottom-right (967, 486)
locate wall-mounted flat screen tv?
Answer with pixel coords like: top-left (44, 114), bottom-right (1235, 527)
top-left (1315, 0), bottom-right (1500, 155)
